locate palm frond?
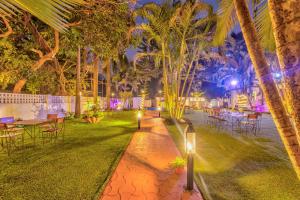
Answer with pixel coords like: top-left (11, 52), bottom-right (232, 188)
top-left (133, 52), bottom-right (163, 70)
top-left (0, 0), bottom-right (84, 32)
top-left (213, 0), bottom-right (237, 46)
top-left (254, 0), bottom-right (275, 52)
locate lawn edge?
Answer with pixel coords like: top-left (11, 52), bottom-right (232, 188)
top-left (93, 125), bottom-right (136, 200)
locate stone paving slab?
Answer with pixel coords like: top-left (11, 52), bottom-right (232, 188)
top-left (100, 113), bottom-right (202, 200)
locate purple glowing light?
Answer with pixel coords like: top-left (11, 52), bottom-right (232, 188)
top-left (230, 79), bottom-right (238, 86)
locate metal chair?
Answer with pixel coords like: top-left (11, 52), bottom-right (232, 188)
top-left (0, 122), bottom-right (24, 155)
top-left (40, 117), bottom-right (65, 144)
top-left (240, 114), bottom-right (259, 135)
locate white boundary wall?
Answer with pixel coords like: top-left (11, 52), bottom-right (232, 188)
top-left (0, 93), bottom-right (145, 120)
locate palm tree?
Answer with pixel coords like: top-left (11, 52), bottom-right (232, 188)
top-left (132, 1), bottom-right (175, 112)
top-left (132, 1), bottom-right (213, 119)
top-left (105, 59), bottom-right (111, 110)
top-left (214, 0), bottom-right (300, 178)
top-left (93, 55), bottom-right (99, 104)
top-left (75, 45), bottom-right (81, 118)
top-left (268, 0), bottom-right (300, 141)
top-left (0, 0), bottom-right (84, 33)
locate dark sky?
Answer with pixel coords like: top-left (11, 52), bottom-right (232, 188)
top-left (126, 0), bottom-right (219, 60)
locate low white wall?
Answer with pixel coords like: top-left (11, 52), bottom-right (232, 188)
top-left (0, 93), bottom-right (145, 120)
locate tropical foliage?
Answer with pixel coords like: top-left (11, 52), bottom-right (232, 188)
top-left (132, 0), bottom-right (214, 119)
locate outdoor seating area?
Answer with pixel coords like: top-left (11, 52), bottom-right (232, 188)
top-left (205, 108), bottom-right (262, 135)
top-left (0, 114), bottom-right (65, 155)
top-left (0, 0), bottom-right (299, 199)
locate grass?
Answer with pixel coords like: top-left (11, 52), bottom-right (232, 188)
top-left (0, 111), bottom-right (137, 200)
top-left (163, 113), bottom-right (300, 200)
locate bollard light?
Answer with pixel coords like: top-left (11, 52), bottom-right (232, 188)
top-left (137, 111), bottom-right (142, 130)
top-left (184, 122), bottom-right (196, 191)
top-left (158, 107), bottom-right (161, 117)
top-left (187, 142), bottom-right (194, 190)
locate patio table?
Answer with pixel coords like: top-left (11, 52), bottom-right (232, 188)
top-left (10, 119), bottom-right (51, 145)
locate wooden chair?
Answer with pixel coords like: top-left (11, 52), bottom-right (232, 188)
top-left (0, 121), bottom-right (24, 156)
top-left (40, 117), bottom-right (65, 144)
top-left (39, 114), bottom-right (58, 130)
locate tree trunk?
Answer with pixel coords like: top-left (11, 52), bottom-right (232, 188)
top-left (54, 60), bottom-right (68, 95)
top-left (93, 56), bottom-right (99, 104)
top-left (233, 0), bottom-right (300, 178)
top-left (105, 59), bottom-right (111, 110)
top-left (13, 79), bottom-right (27, 93)
top-left (75, 46), bottom-right (81, 118)
top-left (82, 47), bottom-right (88, 93)
top-left (268, 0), bottom-right (300, 139)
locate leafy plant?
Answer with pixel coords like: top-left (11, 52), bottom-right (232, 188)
top-left (170, 157), bottom-right (186, 168)
top-left (65, 112), bottom-right (75, 120)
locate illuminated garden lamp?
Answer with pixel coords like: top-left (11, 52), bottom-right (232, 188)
top-left (159, 90), bottom-right (162, 94)
top-left (185, 123), bottom-right (196, 191)
top-left (274, 72), bottom-right (281, 79)
top-left (111, 92), bottom-right (115, 97)
top-left (158, 107), bottom-right (161, 117)
top-left (230, 79), bottom-right (238, 86)
top-left (137, 111), bottom-right (142, 130)
top-left (79, 91), bottom-right (82, 96)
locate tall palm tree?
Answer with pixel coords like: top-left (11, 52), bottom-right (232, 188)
top-left (132, 1), bottom-right (213, 119)
top-left (132, 1), bottom-right (176, 112)
top-left (214, 0), bottom-right (300, 178)
top-left (105, 59), bottom-right (111, 110)
top-left (268, 0), bottom-right (300, 141)
top-left (75, 45), bottom-right (81, 118)
top-left (0, 0), bottom-right (84, 33)
top-left (93, 55), bottom-right (99, 104)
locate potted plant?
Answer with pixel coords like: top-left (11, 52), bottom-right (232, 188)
top-left (170, 157), bottom-right (186, 174)
top-left (92, 111), bottom-right (104, 123)
top-left (83, 105), bottom-right (104, 124)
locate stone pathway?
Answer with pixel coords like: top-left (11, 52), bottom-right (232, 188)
top-left (100, 112), bottom-right (202, 200)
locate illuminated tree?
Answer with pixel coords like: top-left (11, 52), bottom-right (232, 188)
top-left (133, 1), bottom-right (213, 119)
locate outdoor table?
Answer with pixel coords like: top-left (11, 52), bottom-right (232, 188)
top-left (10, 119), bottom-right (51, 145)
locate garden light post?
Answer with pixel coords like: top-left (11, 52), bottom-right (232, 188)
top-left (137, 111), bottom-right (141, 130)
top-left (158, 107), bottom-right (161, 118)
top-left (187, 142), bottom-right (194, 191)
top-left (185, 121), bottom-right (196, 191)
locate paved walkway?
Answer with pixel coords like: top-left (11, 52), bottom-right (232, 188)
top-left (100, 112), bottom-right (202, 200)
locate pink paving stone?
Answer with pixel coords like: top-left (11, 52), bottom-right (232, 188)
top-left (100, 112), bottom-right (203, 200)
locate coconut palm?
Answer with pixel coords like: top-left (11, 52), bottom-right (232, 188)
top-left (214, 0), bottom-right (300, 178)
top-left (132, 1), bottom-right (176, 108)
top-left (0, 0), bottom-right (84, 33)
top-left (132, 0), bottom-right (213, 119)
top-left (268, 0), bottom-right (300, 145)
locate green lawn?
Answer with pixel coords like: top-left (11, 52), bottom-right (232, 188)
top-left (163, 115), bottom-right (300, 200)
top-left (0, 111), bottom-right (136, 200)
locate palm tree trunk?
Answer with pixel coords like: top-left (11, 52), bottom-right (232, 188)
top-left (82, 47), bottom-right (88, 93)
top-left (233, 0), bottom-right (300, 178)
top-left (93, 56), bottom-right (99, 104)
top-left (75, 45), bottom-right (81, 118)
top-left (268, 0), bottom-right (300, 139)
top-left (105, 59), bottom-right (111, 110)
